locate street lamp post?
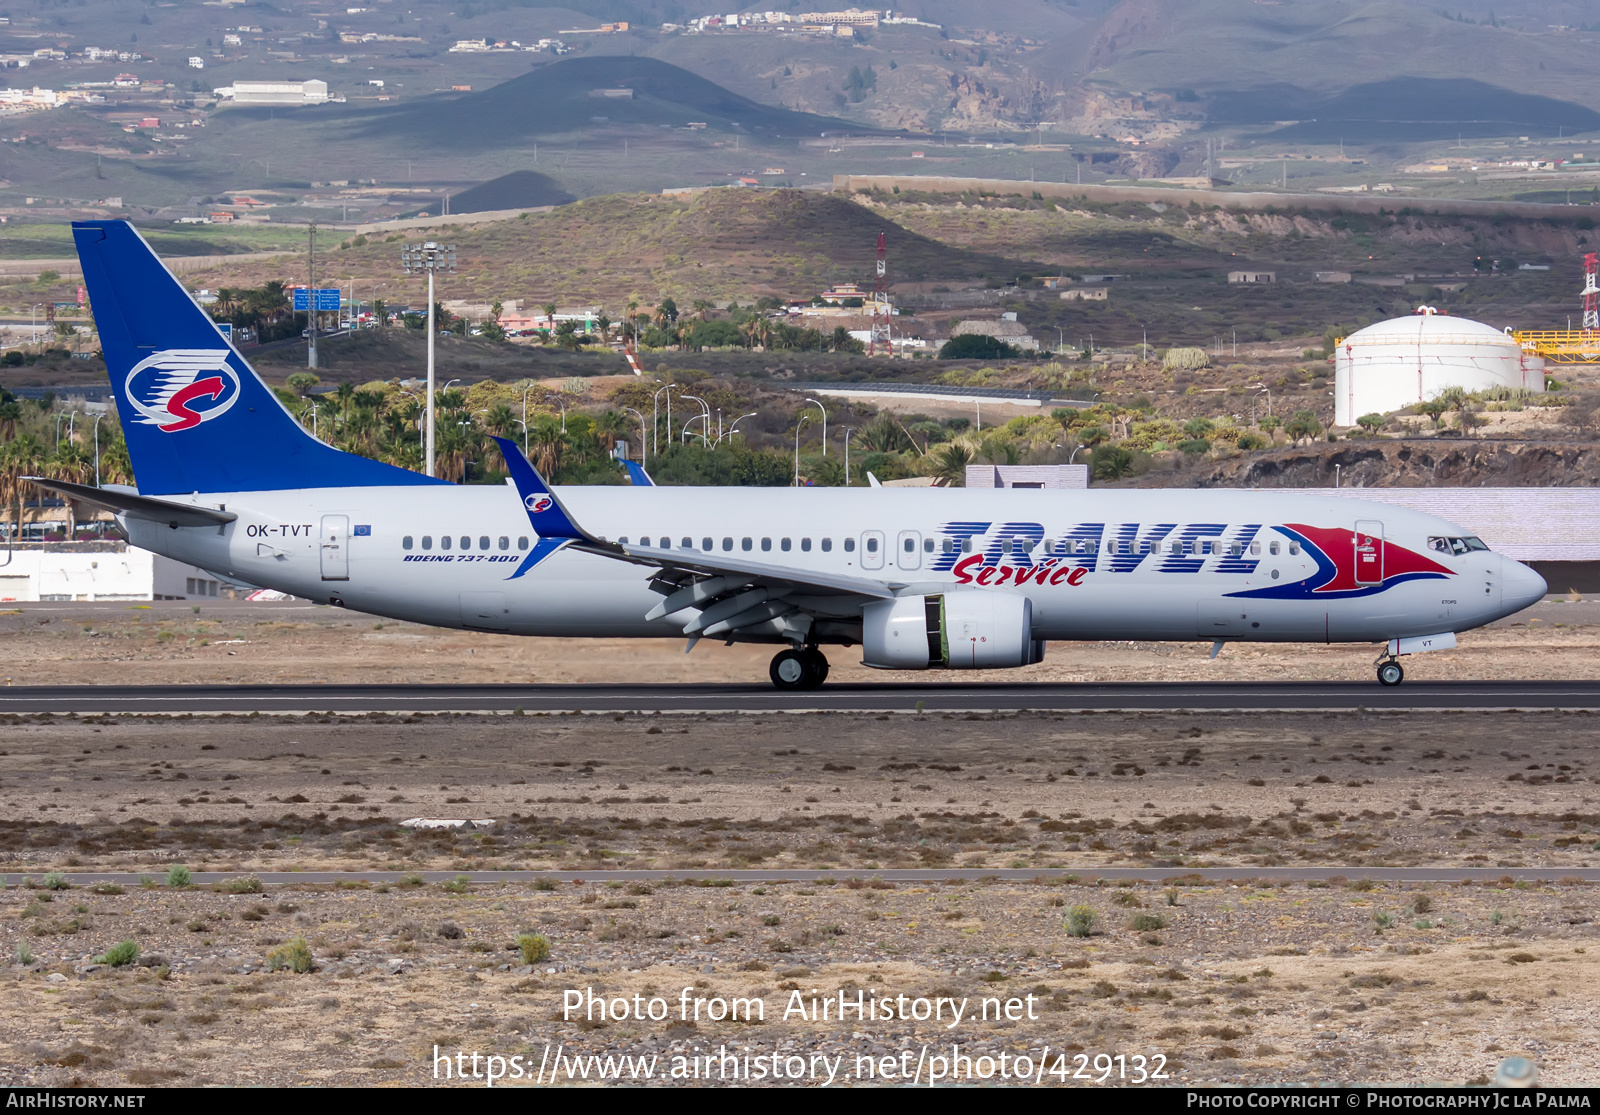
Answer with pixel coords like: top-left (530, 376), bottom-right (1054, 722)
top-left (842, 427), bottom-right (855, 486)
top-left (793, 415), bottom-right (809, 486)
top-left (680, 395), bottom-right (710, 446)
top-left (308, 402), bottom-right (319, 439)
top-left (622, 407), bottom-right (646, 460)
top-left (804, 397), bottom-right (827, 454)
top-left (719, 412), bottom-right (757, 448)
top-left (546, 393), bottom-right (567, 433)
top-left (92, 414), bottom-right (103, 488)
top-left (652, 382), bottom-right (674, 458)
top-left (400, 240), bottom-right (457, 478)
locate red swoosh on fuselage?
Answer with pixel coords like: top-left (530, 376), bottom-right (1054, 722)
top-left (1287, 523), bottom-right (1453, 593)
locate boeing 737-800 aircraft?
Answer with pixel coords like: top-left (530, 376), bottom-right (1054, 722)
top-left (28, 221), bottom-right (1548, 690)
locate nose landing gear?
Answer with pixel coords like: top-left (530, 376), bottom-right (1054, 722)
top-left (1376, 658), bottom-right (1404, 686)
top-left (770, 646), bottom-right (829, 690)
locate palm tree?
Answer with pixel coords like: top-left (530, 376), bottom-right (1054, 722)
top-left (930, 442), bottom-right (973, 486)
top-left (544, 302), bottom-right (556, 335)
top-left (592, 409), bottom-right (630, 453)
top-left (0, 395), bottom-right (21, 442)
top-left (527, 413), bottom-right (565, 477)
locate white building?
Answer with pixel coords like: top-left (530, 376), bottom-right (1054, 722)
top-left (0, 545), bottom-right (226, 602)
top-left (219, 79), bottom-right (329, 105)
top-left (965, 464), bottom-right (1089, 490)
top-left (1333, 309), bottom-right (1544, 426)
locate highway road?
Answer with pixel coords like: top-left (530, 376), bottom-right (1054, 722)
top-left (3, 680), bottom-right (1600, 714)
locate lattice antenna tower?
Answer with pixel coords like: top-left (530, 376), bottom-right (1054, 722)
top-left (869, 231), bottom-right (890, 356)
top-left (1583, 252), bottom-right (1598, 333)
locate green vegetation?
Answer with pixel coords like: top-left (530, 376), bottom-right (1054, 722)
top-left (266, 936), bottom-right (315, 974)
top-left (940, 334), bottom-right (1021, 360)
top-left (517, 933), bottom-right (552, 964)
top-left (95, 940), bottom-right (141, 967)
top-left (1064, 905), bottom-right (1097, 937)
top-left (166, 865), bottom-right (193, 888)
top-left (41, 871), bottom-right (69, 891)
top-left (218, 875), bottom-right (264, 895)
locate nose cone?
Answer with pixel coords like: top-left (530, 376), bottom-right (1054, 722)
top-left (1501, 556), bottom-right (1547, 615)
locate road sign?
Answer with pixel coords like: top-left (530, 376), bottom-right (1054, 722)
top-left (293, 288), bottom-right (342, 312)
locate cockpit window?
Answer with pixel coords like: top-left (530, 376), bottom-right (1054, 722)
top-left (1429, 535), bottom-right (1490, 556)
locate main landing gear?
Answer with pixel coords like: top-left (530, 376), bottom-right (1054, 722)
top-left (770, 646), bottom-right (829, 690)
top-left (1376, 658), bottom-right (1404, 686)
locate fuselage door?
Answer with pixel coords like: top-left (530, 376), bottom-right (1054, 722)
top-left (861, 530), bottom-right (885, 570)
top-left (1354, 520), bottom-right (1383, 585)
top-left (897, 530), bottom-right (922, 571)
top-left (320, 514), bottom-right (349, 581)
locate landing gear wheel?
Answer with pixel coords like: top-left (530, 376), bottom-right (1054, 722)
top-left (1377, 660), bottom-right (1404, 686)
top-left (800, 647), bottom-right (829, 687)
top-left (770, 649), bottom-right (810, 690)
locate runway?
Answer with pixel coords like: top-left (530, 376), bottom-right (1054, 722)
top-left (3, 680), bottom-right (1600, 714)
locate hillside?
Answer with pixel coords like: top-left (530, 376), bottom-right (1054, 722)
top-left (348, 57), bottom-right (871, 151)
top-left (445, 170), bottom-right (575, 214)
top-left (178, 188), bottom-right (1042, 309)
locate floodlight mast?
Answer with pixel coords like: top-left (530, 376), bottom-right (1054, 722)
top-left (400, 241), bottom-right (457, 478)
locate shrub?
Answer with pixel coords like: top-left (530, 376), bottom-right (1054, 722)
top-left (15, 943), bottom-right (34, 965)
top-left (517, 933), bottom-right (551, 964)
top-left (939, 334), bottom-right (1022, 360)
top-left (1162, 346), bottom-right (1209, 371)
top-left (440, 874), bottom-right (471, 894)
top-left (1064, 905), bottom-right (1097, 937)
top-left (219, 875), bottom-right (263, 895)
top-left (92, 883), bottom-right (125, 895)
top-left (1177, 439), bottom-right (1211, 456)
top-left (266, 937), bottom-right (314, 973)
top-left (1373, 911), bottom-right (1396, 929)
top-left (1235, 432), bottom-right (1269, 451)
top-left (138, 875), bottom-right (155, 889)
top-left (42, 872), bottom-right (69, 891)
top-left (96, 940), bottom-right (140, 967)
top-left (166, 865), bottom-right (192, 888)
top-left (1130, 913), bottom-right (1167, 932)
top-left (396, 873), bottom-right (425, 889)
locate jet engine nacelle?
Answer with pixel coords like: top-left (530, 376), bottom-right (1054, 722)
top-left (862, 590), bottom-right (1042, 670)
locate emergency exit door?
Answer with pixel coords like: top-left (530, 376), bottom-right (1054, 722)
top-left (320, 515), bottom-right (349, 581)
top-left (1354, 520), bottom-right (1383, 585)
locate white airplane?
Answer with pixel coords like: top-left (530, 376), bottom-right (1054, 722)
top-left (30, 220), bottom-right (1547, 690)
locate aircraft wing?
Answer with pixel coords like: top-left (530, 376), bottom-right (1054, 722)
top-left (24, 477), bottom-right (237, 528)
top-left (493, 437), bottom-right (893, 644)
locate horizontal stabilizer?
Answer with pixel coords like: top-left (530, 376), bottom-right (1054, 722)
top-left (25, 477), bottom-right (236, 527)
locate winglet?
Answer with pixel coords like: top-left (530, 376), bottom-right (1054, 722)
top-left (493, 436), bottom-right (609, 545)
top-left (621, 459), bottom-right (655, 487)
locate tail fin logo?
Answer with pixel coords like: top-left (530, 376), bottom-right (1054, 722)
top-left (525, 494), bottom-right (553, 513)
top-left (125, 349), bottom-right (240, 432)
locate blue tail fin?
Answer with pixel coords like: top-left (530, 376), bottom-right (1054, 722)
top-left (75, 220), bottom-right (444, 495)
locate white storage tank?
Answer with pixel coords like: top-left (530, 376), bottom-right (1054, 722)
top-left (1334, 308), bottom-right (1544, 426)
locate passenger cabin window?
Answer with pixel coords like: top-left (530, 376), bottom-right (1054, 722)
top-left (923, 537), bottom-right (934, 553)
top-left (682, 537), bottom-right (693, 550)
top-left (1269, 541), bottom-right (1280, 556)
top-left (722, 537), bottom-right (734, 551)
top-left (498, 536), bottom-right (509, 550)
top-left (1230, 542), bottom-right (1242, 556)
top-left (761, 537), bottom-right (772, 551)
top-left (1250, 541), bottom-right (1260, 555)
top-left (440, 536), bottom-right (451, 551)
top-left (963, 538), bottom-right (974, 553)
top-left (864, 537), bottom-right (877, 554)
top-left (800, 538), bottom-right (811, 552)
top-left (825, 538), bottom-right (836, 552)
top-left (781, 538), bottom-right (792, 552)
top-left (518, 537), bottom-right (529, 550)
top-left (403, 536), bottom-right (414, 551)
top-left (422, 536), bottom-right (432, 550)
top-left (702, 537), bottom-right (713, 551)
top-left (1289, 541), bottom-right (1301, 556)
top-left (479, 536), bottom-right (490, 550)
top-left (741, 537), bottom-right (752, 551)
top-left (904, 537), bottom-right (915, 553)
top-left (459, 536), bottom-right (470, 550)
top-left (618, 537), bottom-right (629, 546)
top-left (942, 538), bottom-right (954, 554)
